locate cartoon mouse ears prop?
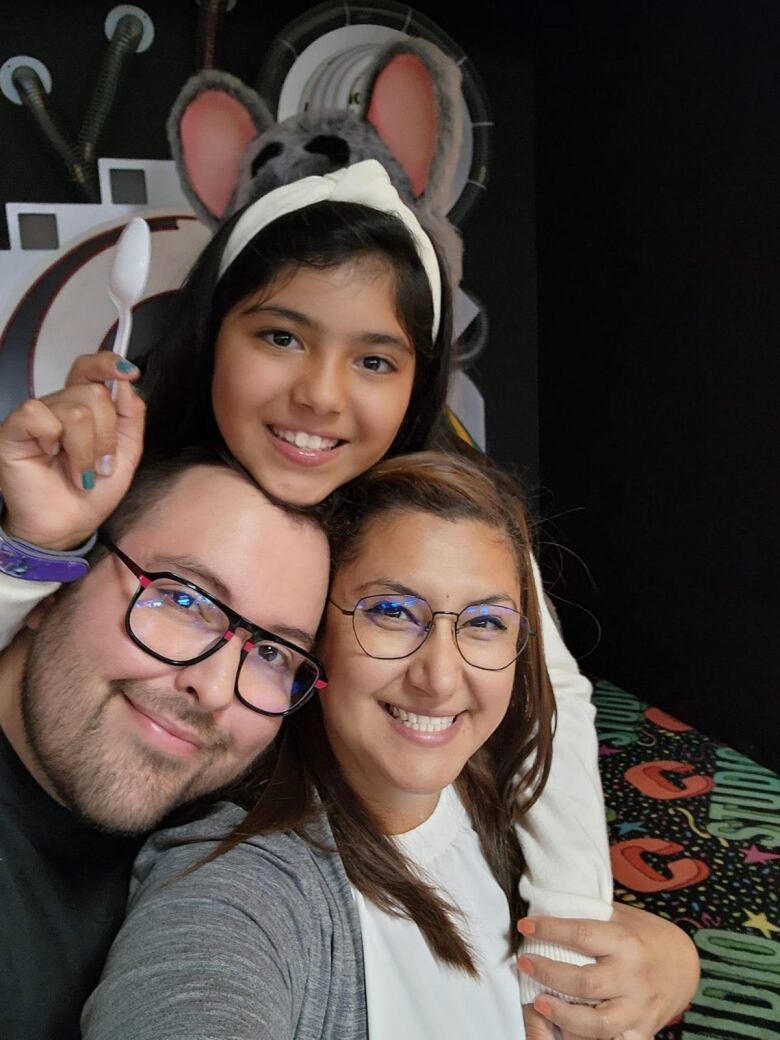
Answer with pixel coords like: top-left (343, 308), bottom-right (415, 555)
top-left (167, 37), bottom-right (465, 284)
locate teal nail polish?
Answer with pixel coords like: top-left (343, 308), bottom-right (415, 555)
top-left (81, 469), bottom-right (95, 490)
top-left (116, 359), bottom-right (137, 374)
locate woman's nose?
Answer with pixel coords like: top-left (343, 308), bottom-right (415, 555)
top-left (405, 618), bottom-right (463, 700)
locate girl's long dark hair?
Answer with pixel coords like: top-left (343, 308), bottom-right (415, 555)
top-left (204, 451), bottom-right (556, 976)
top-left (142, 201), bottom-right (453, 473)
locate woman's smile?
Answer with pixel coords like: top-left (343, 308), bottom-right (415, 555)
top-left (380, 699), bottom-right (466, 746)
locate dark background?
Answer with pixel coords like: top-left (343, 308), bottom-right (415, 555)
top-left (0, 1), bottom-right (777, 770)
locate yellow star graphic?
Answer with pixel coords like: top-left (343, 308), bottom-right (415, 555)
top-left (742, 910), bottom-right (780, 939)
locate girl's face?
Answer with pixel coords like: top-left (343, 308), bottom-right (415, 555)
top-left (319, 511), bottom-right (521, 834)
top-left (211, 258), bottom-right (417, 506)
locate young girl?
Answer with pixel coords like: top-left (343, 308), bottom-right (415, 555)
top-left (81, 452), bottom-right (698, 1039)
top-left (0, 161), bottom-right (608, 1014)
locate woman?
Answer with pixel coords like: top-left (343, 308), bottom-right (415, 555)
top-left (82, 452), bottom-right (699, 1039)
top-left (0, 161), bottom-right (607, 1009)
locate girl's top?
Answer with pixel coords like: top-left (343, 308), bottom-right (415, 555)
top-left (355, 784), bottom-right (523, 1040)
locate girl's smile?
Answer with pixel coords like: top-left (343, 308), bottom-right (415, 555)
top-left (265, 424), bottom-right (347, 466)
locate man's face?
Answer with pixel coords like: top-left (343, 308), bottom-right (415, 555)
top-left (20, 465), bottom-right (329, 834)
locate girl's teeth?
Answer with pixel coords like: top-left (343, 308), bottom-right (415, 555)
top-left (273, 427), bottom-right (338, 452)
top-left (386, 703), bottom-right (456, 732)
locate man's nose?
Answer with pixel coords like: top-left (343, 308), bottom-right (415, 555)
top-left (171, 633), bottom-right (243, 713)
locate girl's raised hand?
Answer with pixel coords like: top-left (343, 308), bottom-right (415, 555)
top-left (0, 355), bottom-right (144, 550)
top-left (64, 350), bottom-right (140, 392)
top-left (518, 904), bottom-right (700, 1039)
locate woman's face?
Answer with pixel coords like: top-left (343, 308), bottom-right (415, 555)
top-left (319, 511), bottom-right (521, 834)
top-left (211, 258), bottom-right (417, 506)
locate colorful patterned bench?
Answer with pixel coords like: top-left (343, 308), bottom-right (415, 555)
top-left (594, 680), bottom-right (780, 1040)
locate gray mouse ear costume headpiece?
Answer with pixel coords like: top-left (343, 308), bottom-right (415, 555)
top-left (167, 37), bottom-right (464, 286)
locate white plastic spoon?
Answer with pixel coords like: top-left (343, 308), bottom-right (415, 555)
top-left (107, 217), bottom-right (151, 400)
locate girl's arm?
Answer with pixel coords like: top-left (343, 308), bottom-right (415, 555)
top-left (516, 556), bottom-right (614, 1003)
top-left (0, 358), bottom-right (144, 649)
top-left (518, 906), bottom-right (701, 1038)
top-left (0, 573), bottom-right (59, 647)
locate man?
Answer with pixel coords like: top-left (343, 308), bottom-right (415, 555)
top-left (0, 389), bottom-right (330, 1038)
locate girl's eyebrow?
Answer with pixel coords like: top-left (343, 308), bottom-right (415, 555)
top-left (239, 304), bottom-right (413, 354)
top-left (361, 331), bottom-right (414, 353)
top-left (240, 303), bottom-right (313, 323)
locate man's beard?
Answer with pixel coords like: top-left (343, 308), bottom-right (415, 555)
top-left (19, 597), bottom-right (250, 836)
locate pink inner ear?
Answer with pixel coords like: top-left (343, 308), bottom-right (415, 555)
top-left (179, 91), bottom-right (259, 219)
top-left (366, 54), bottom-right (438, 197)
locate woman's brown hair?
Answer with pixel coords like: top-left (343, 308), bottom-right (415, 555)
top-left (208, 450), bottom-right (556, 975)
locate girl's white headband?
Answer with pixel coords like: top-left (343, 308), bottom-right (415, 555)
top-left (217, 159), bottom-right (442, 338)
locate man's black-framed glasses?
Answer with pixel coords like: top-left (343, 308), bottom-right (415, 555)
top-left (329, 594), bottom-right (530, 671)
top-left (102, 536), bottom-right (327, 717)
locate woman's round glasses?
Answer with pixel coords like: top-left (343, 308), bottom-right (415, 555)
top-left (329, 594), bottom-right (530, 671)
top-left (102, 536), bottom-right (327, 717)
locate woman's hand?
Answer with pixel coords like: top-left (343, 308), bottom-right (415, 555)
top-left (517, 904), bottom-right (700, 1039)
top-left (0, 354), bottom-right (144, 549)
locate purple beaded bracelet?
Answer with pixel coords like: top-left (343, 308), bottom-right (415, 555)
top-left (0, 502), bottom-right (95, 582)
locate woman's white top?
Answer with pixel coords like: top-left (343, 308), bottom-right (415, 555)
top-left (351, 785), bottom-right (524, 1040)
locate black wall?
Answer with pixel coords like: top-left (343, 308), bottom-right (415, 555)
top-left (1, 2), bottom-right (776, 768)
top-left (533, 2), bottom-right (779, 770)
